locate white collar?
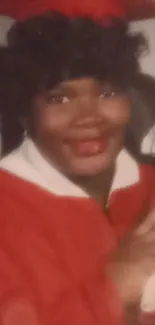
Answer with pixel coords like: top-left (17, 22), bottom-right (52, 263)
top-left (0, 138), bottom-right (139, 198)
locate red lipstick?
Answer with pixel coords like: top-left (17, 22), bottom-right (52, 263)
top-left (70, 138), bottom-right (107, 157)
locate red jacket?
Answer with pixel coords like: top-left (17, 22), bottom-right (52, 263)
top-left (0, 141), bottom-right (155, 325)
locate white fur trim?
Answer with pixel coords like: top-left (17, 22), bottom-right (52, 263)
top-left (0, 139), bottom-right (139, 197)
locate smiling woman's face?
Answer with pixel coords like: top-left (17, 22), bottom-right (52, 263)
top-left (31, 78), bottom-right (130, 176)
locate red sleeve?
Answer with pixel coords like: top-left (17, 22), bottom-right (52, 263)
top-left (0, 248), bottom-right (38, 325)
top-left (0, 170), bottom-right (125, 325)
top-left (0, 248), bottom-right (124, 325)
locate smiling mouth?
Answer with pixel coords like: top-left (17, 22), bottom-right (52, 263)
top-left (67, 138), bottom-right (108, 157)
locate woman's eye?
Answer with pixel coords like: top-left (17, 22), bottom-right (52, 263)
top-left (49, 95), bottom-right (69, 104)
top-left (99, 91), bottom-right (117, 99)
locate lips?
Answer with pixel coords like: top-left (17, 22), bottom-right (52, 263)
top-left (68, 138), bottom-right (107, 157)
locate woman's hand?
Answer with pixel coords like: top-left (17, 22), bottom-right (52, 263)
top-left (108, 209), bottom-right (155, 307)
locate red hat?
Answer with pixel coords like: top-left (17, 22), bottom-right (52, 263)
top-left (0, 0), bottom-right (125, 20)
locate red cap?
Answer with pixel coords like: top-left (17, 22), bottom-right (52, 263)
top-left (0, 0), bottom-right (125, 20)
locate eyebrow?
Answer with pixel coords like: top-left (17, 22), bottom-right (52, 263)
top-left (47, 86), bottom-right (64, 95)
top-left (50, 83), bottom-right (77, 97)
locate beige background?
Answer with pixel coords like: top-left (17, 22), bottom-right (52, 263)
top-left (130, 19), bottom-right (155, 77)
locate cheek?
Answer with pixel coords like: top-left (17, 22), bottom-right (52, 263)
top-left (37, 108), bottom-right (72, 134)
top-left (100, 99), bottom-right (130, 126)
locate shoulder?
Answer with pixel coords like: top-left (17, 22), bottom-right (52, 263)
top-left (0, 147), bottom-right (28, 193)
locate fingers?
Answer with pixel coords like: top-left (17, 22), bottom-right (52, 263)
top-left (141, 230), bottom-right (155, 244)
top-left (135, 208), bottom-right (155, 236)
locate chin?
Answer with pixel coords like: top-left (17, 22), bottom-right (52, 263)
top-left (67, 154), bottom-right (112, 176)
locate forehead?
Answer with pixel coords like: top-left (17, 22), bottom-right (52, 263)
top-left (56, 78), bottom-right (105, 94)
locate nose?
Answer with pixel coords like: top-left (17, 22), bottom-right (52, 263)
top-left (74, 96), bottom-right (103, 127)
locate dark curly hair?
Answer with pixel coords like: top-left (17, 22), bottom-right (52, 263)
top-left (0, 12), bottom-right (146, 153)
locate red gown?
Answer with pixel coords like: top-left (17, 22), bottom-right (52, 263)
top-left (0, 139), bottom-right (155, 325)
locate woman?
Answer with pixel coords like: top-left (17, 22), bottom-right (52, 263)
top-left (1, 12), bottom-right (155, 325)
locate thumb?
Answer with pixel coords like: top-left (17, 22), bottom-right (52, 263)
top-left (135, 208), bottom-right (155, 236)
